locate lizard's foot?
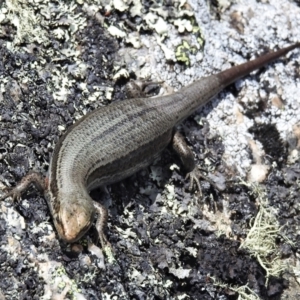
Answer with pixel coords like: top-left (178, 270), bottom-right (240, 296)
top-left (0, 171), bottom-right (45, 202)
top-left (186, 169), bottom-right (202, 195)
top-left (125, 79), bottom-right (164, 98)
top-left (186, 168), bottom-right (226, 196)
top-left (0, 187), bottom-right (22, 202)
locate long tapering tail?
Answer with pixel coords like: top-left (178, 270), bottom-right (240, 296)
top-left (216, 43), bottom-right (300, 87)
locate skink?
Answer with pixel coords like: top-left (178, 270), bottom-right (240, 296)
top-left (1, 43), bottom-right (299, 250)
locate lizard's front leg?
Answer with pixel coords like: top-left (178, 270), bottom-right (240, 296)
top-left (0, 171), bottom-right (46, 201)
top-left (92, 200), bottom-right (116, 261)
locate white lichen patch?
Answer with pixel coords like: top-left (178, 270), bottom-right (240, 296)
top-left (293, 258), bottom-right (300, 285)
top-left (169, 267), bottom-right (191, 279)
top-left (37, 262), bottom-right (85, 300)
top-left (98, 0), bottom-right (204, 77)
top-left (128, 269), bottom-right (170, 297)
top-left (107, 25), bottom-right (126, 38)
top-left (4, 206), bottom-right (26, 231)
top-left (112, 68), bottom-right (130, 80)
top-left (4, 0), bottom-right (48, 46)
top-left (1, 0), bottom-right (114, 116)
top-left (115, 226), bottom-right (138, 240)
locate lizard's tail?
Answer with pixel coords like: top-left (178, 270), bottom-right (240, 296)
top-left (217, 42), bottom-right (300, 87)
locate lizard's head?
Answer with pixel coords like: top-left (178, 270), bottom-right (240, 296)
top-left (53, 196), bottom-right (95, 243)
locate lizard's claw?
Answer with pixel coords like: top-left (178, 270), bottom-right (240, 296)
top-left (186, 169), bottom-right (202, 196)
top-left (0, 189), bottom-right (21, 202)
top-left (185, 168), bottom-right (226, 195)
top-left (1, 181), bottom-right (30, 202)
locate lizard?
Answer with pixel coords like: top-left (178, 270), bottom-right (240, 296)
top-left (0, 42), bottom-right (299, 251)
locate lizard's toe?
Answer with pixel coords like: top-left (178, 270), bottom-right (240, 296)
top-left (186, 169), bottom-right (202, 196)
top-left (0, 188), bottom-right (22, 202)
top-left (186, 168), bottom-right (226, 195)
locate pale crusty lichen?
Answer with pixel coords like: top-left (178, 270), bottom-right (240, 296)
top-left (3, 0), bottom-right (48, 46)
top-left (41, 264), bottom-right (83, 299)
top-left (1, 0), bottom-right (113, 107)
top-left (102, 0), bottom-right (204, 63)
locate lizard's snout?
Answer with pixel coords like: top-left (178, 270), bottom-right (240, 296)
top-left (54, 202), bottom-right (94, 242)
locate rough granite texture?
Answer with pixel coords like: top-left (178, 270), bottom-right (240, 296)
top-left (0, 0), bottom-right (300, 299)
